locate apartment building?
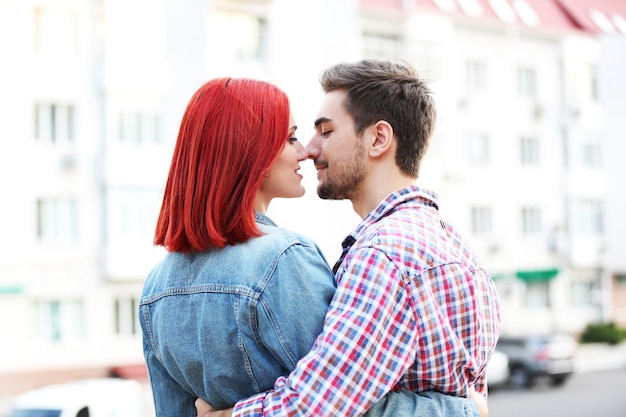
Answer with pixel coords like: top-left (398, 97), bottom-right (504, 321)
top-left (357, 0), bottom-right (626, 335)
top-left (0, 0), bottom-right (624, 401)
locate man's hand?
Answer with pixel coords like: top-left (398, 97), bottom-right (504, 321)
top-left (195, 398), bottom-right (233, 417)
top-left (467, 386), bottom-right (488, 417)
top-left (195, 391), bottom-right (487, 417)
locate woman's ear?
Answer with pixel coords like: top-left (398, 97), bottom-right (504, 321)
top-left (368, 120), bottom-right (394, 158)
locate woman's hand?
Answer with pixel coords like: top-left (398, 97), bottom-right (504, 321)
top-left (195, 398), bottom-right (233, 417)
top-left (468, 386), bottom-right (488, 417)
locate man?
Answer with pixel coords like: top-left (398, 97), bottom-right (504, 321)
top-left (198, 59), bottom-right (501, 416)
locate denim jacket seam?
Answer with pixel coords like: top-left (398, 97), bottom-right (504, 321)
top-left (140, 304), bottom-right (164, 364)
top-left (140, 284), bottom-right (261, 305)
top-left (252, 239), bottom-right (326, 369)
top-left (249, 243), bottom-right (304, 368)
top-left (235, 297), bottom-right (262, 393)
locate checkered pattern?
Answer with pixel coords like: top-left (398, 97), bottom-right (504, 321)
top-left (233, 186), bottom-right (501, 416)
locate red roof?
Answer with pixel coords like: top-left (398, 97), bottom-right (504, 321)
top-left (360, 0), bottom-right (626, 35)
top-left (555, 0), bottom-right (626, 34)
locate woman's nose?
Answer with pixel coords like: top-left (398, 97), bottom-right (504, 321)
top-left (294, 141), bottom-right (308, 161)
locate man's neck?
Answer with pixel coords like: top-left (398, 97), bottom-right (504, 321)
top-left (350, 172), bottom-right (416, 219)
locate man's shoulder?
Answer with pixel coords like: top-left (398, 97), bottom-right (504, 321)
top-left (363, 204), bottom-right (440, 240)
top-left (352, 211), bottom-right (432, 262)
top-left (354, 207), bottom-right (482, 270)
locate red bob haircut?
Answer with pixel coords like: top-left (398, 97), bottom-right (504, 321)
top-left (155, 78), bottom-right (291, 252)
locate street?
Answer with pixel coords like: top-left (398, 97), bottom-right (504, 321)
top-left (488, 368), bottom-right (626, 417)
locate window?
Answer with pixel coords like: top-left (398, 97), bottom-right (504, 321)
top-left (363, 32), bottom-right (403, 60)
top-left (471, 206), bottom-right (492, 235)
top-left (513, 0), bottom-right (540, 26)
top-left (571, 281), bottom-right (598, 307)
top-left (520, 136), bottom-right (539, 165)
top-left (433, 0), bottom-right (457, 13)
top-left (582, 140), bottom-right (602, 168)
top-left (456, 0), bottom-right (483, 17)
top-left (33, 6), bottom-right (78, 55)
top-left (574, 63), bottom-right (600, 102)
top-left (105, 187), bottom-right (160, 242)
top-left (35, 103), bottom-right (76, 143)
top-left (118, 110), bottom-right (162, 144)
top-left (467, 132), bottom-right (490, 164)
top-left (590, 64), bottom-right (599, 101)
top-left (525, 281), bottom-right (550, 308)
top-left (34, 299), bottom-right (85, 343)
top-left (466, 59), bottom-right (487, 93)
top-left (575, 199), bottom-right (603, 236)
top-left (590, 9), bottom-right (616, 35)
top-left (114, 296), bottom-right (138, 336)
top-left (517, 66), bottom-right (537, 97)
top-left (489, 0), bottom-right (517, 23)
top-left (37, 198), bottom-right (78, 242)
top-left (521, 207), bottom-right (542, 236)
top-left (612, 14), bottom-right (626, 35)
top-left (207, 10), bottom-right (267, 63)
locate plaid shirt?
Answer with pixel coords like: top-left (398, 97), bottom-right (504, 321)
top-left (234, 186), bottom-right (501, 416)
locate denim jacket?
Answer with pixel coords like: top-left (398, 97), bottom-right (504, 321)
top-left (140, 212), bottom-right (479, 417)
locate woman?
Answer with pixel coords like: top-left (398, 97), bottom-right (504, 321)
top-left (140, 77), bottom-right (486, 417)
top-left (140, 77), bottom-right (337, 415)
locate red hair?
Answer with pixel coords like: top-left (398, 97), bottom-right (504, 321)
top-left (155, 78), bottom-right (290, 252)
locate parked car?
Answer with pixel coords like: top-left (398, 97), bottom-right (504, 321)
top-left (496, 333), bottom-right (578, 389)
top-left (8, 378), bottom-right (146, 417)
top-left (486, 349), bottom-right (510, 390)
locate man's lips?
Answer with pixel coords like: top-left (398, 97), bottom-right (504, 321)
top-left (315, 166), bottom-right (327, 179)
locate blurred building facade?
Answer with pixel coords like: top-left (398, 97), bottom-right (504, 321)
top-left (0, 0), bottom-right (624, 399)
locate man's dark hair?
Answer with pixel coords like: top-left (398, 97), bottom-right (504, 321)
top-left (319, 59), bottom-right (436, 177)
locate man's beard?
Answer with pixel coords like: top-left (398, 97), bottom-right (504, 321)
top-left (317, 157), bottom-right (366, 201)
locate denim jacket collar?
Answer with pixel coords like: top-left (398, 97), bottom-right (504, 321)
top-left (255, 211), bottom-right (277, 227)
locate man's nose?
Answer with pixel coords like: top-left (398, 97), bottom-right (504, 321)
top-left (304, 135), bottom-right (322, 159)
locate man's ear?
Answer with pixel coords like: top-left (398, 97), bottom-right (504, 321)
top-left (368, 120), bottom-right (394, 158)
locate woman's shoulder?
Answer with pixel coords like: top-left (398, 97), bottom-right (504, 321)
top-left (257, 219), bottom-right (318, 249)
top-left (256, 222), bottom-right (330, 267)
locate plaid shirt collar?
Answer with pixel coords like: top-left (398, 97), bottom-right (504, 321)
top-left (332, 186), bottom-right (439, 274)
top-left (352, 185), bottom-right (439, 239)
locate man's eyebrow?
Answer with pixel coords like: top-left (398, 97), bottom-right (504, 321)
top-left (313, 117), bottom-right (331, 129)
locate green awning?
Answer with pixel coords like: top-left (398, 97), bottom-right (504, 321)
top-left (0, 285), bottom-right (24, 295)
top-left (515, 268), bottom-right (559, 282)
